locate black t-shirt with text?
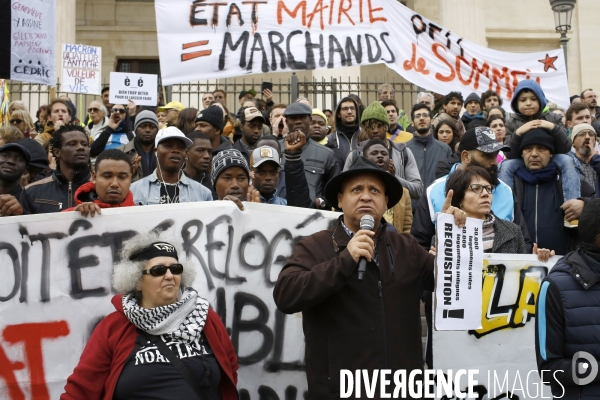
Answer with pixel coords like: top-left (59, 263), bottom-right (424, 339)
top-left (113, 333), bottom-right (221, 400)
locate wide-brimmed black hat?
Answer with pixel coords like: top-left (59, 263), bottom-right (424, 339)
top-left (324, 156), bottom-right (403, 210)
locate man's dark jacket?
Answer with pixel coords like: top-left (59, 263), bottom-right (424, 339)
top-left (25, 167), bottom-right (92, 213)
top-left (536, 248), bottom-right (600, 399)
top-left (513, 172), bottom-right (595, 254)
top-left (274, 217), bottom-right (434, 399)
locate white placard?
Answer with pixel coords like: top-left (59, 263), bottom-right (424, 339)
top-left (434, 213), bottom-right (484, 330)
top-left (10, 0), bottom-right (56, 85)
top-left (61, 44), bottom-right (102, 95)
top-left (434, 254), bottom-right (558, 399)
top-left (155, 0), bottom-right (569, 108)
top-left (109, 72), bottom-right (158, 106)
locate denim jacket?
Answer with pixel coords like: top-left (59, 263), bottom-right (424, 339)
top-left (130, 170), bottom-right (213, 205)
top-left (260, 189), bottom-right (287, 205)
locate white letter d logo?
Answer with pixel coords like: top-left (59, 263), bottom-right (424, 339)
top-left (572, 351), bottom-right (598, 386)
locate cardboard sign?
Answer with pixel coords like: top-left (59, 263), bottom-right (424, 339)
top-left (61, 44), bottom-right (102, 95)
top-left (109, 72), bottom-right (158, 106)
top-left (434, 213), bottom-right (484, 330)
top-left (7, 0), bottom-right (56, 85)
top-left (155, 0), bottom-right (569, 108)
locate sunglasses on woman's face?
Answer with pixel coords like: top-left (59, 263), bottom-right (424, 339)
top-left (111, 109), bottom-right (126, 114)
top-left (9, 119), bottom-right (22, 125)
top-left (142, 264), bottom-right (184, 277)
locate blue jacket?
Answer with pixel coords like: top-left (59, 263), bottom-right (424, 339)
top-left (536, 249), bottom-right (600, 399)
top-left (260, 190), bottom-right (287, 205)
top-left (130, 170), bottom-right (213, 205)
top-left (426, 163), bottom-right (514, 223)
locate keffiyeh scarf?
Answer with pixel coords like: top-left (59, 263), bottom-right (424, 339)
top-left (122, 287), bottom-right (209, 343)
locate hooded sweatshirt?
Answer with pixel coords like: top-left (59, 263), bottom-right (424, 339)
top-left (505, 80), bottom-right (571, 159)
top-left (325, 96), bottom-right (361, 157)
top-left (62, 181), bottom-right (135, 212)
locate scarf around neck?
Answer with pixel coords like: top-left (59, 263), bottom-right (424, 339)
top-left (514, 162), bottom-right (557, 185)
top-left (122, 287), bottom-right (209, 343)
top-left (414, 133), bottom-right (433, 147)
top-left (482, 214), bottom-right (495, 252)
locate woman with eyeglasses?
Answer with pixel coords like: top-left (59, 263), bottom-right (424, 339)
top-left (61, 235), bottom-right (238, 400)
top-left (8, 110), bottom-right (35, 139)
top-left (441, 165), bottom-right (554, 261)
top-left (89, 104), bottom-right (134, 157)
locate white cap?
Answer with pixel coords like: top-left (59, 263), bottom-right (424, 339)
top-left (155, 126), bottom-right (193, 148)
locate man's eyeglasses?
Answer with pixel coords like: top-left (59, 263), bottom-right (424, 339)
top-left (9, 119), bottom-right (22, 125)
top-left (111, 109), bottom-right (126, 114)
top-left (414, 113), bottom-right (430, 119)
top-left (340, 106), bottom-right (355, 112)
top-left (141, 264), bottom-right (184, 276)
top-left (88, 107), bottom-right (100, 113)
top-left (467, 184), bottom-right (496, 194)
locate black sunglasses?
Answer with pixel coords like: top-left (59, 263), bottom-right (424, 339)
top-left (142, 264), bottom-right (184, 276)
top-left (88, 107), bottom-right (100, 113)
top-left (9, 119), bottom-right (22, 124)
top-left (111, 109), bottom-right (126, 114)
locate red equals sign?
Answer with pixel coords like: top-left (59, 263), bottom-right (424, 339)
top-left (181, 40), bottom-right (212, 62)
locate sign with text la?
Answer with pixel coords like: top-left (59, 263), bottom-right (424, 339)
top-left (61, 44), bottom-right (102, 95)
top-left (0, 0), bottom-right (56, 85)
top-left (434, 213), bottom-right (483, 330)
top-left (155, 0), bottom-right (569, 109)
top-left (109, 72), bottom-right (158, 106)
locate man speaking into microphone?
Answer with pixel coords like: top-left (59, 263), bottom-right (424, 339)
top-left (274, 156), bottom-right (435, 399)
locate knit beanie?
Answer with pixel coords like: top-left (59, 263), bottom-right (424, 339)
top-left (311, 108), bottom-right (327, 122)
top-left (360, 101), bottom-right (389, 125)
top-left (211, 149), bottom-right (249, 183)
top-left (134, 110), bottom-right (159, 131)
top-left (465, 92), bottom-right (481, 106)
top-left (519, 128), bottom-right (555, 153)
top-left (196, 105), bottom-right (224, 132)
top-left (570, 123), bottom-right (596, 141)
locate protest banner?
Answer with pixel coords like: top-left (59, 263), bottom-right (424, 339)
top-left (434, 214), bottom-right (483, 331)
top-left (0, 0), bottom-right (56, 85)
top-left (109, 72), bottom-right (158, 106)
top-left (0, 202), bottom-right (338, 399)
top-left (155, 0), bottom-right (569, 108)
top-left (434, 254), bottom-right (559, 399)
top-left (61, 44), bottom-right (102, 95)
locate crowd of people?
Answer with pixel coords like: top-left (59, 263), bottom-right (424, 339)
top-left (3, 81), bottom-right (600, 398)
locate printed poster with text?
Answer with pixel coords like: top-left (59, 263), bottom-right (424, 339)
top-left (109, 72), bottom-right (158, 106)
top-left (155, 0), bottom-right (569, 108)
top-left (61, 44), bottom-right (102, 95)
top-left (434, 213), bottom-right (483, 330)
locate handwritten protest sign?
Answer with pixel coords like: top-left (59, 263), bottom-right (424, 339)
top-left (434, 213), bottom-right (483, 330)
top-left (109, 72), bottom-right (158, 106)
top-left (155, 0), bottom-right (569, 108)
top-left (0, 202), bottom-right (338, 399)
top-left (61, 44), bottom-right (102, 95)
top-left (434, 254), bottom-right (558, 399)
top-left (5, 0), bottom-right (56, 85)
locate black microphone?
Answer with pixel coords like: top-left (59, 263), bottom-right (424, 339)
top-left (357, 215), bottom-right (375, 281)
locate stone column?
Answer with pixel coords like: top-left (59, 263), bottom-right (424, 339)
top-left (438, 0), bottom-right (487, 46)
top-left (55, 0), bottom-right (77, 88)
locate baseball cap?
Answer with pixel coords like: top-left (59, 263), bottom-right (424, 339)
top-left (458, 126), bottom-right (511, 153)
top-left (155, 126), bottom-right (193, 148)
top-left (158, 101), bottom-right (185, 112)
top-left (241, 107), bottom-right (266, 123)
top-left (252, 146), bottom-right (281, 168)
top-left (17, 138), bottom-right (47, 168)
top-left (239, 89), bottom-right (257, 99)
top-left (0, 142), bottom-right (30, 164)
